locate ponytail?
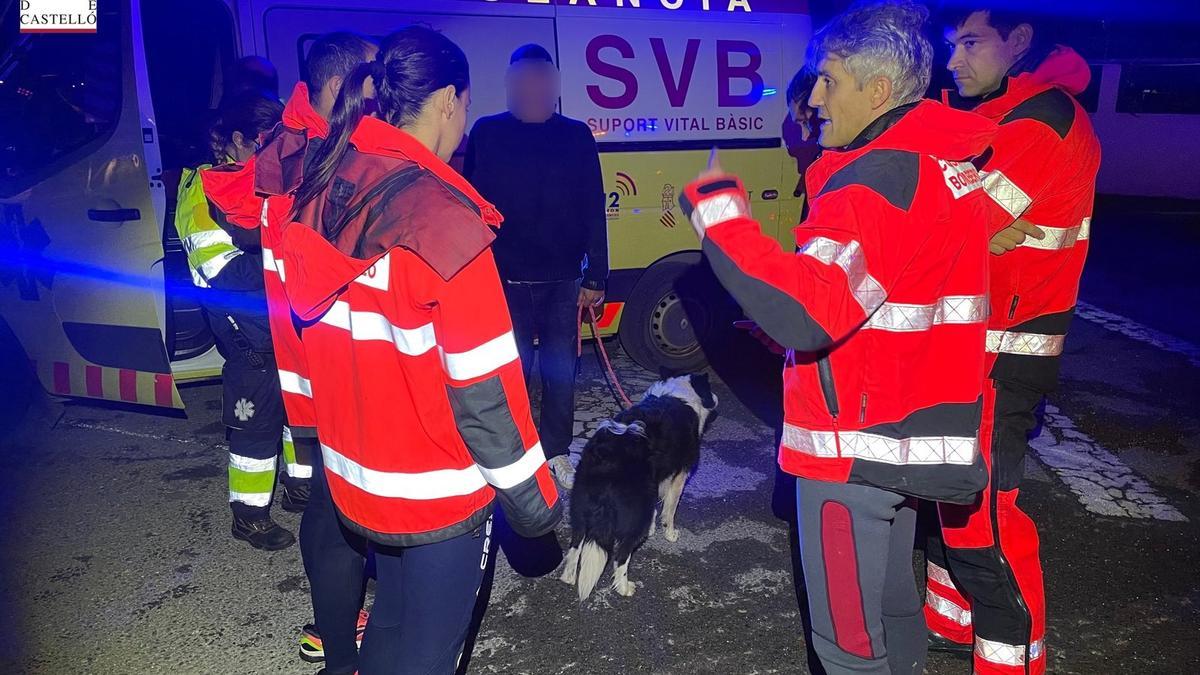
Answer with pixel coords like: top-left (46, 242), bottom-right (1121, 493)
top-left (291, 61), bottom-right (373, 216)
top-left (291, 25), bottom-right (470, 219)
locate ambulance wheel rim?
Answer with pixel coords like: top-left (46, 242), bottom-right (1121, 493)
top-left (650, 292), bottom-right (701, 356)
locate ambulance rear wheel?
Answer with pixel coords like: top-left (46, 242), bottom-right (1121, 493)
top-left (619, 257), bottom-right (738, 374)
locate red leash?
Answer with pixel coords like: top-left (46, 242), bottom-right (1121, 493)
top-left (578, 305), bottom-right (633, 410)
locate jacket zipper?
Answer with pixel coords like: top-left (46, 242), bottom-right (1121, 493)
top-left (816, 354), bottom-right (841, 457)
top-left (1008, 294), bottom-right (1020, 320)
top-left (859, 393), bottom-right (868, 424)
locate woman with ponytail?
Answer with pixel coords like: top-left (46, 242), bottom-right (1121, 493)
top-left (273, 26), bottom-right (561, 674)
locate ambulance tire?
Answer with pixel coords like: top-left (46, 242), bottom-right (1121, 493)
top-left (0, 319), bottom-right (36, 438)
top-left (618, 256), bottom-right (739, 374)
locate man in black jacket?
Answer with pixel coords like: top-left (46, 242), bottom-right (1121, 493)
top-left (465, 44), bottom-right (608, 489)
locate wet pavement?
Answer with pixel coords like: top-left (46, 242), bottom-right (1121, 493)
top-left (2, 208), bottom-right (1198, 674)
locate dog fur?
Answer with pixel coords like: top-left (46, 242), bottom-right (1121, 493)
top-left (561, 374), bottom-right (717, 600)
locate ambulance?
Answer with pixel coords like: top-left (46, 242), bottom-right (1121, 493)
top-left (0, 0), bottom-right (812, 411)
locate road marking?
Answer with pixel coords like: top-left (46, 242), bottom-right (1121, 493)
top-left (1076, 302), bottom-right (1200, 368)
top-left (1031, 404), bottom-right (1187, 522)
top-left (62, 421), bottom-right (212, 447)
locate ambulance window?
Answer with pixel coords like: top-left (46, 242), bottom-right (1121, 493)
top-left (0, 4), bottom-right (122, 197)
top-left (1116, 63), bottom-right (1200, 115)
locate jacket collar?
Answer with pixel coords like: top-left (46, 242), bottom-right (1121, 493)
top-left (349, 116), bottom-right (502, 227)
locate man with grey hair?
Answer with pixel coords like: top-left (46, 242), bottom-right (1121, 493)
top-left (678, 2), bottom-right (1017, 672)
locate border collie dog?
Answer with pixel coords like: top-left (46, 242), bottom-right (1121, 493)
top-left (561, 374), bottom-right (717, 600)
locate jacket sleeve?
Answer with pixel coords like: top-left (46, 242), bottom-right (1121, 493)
top-left (976, 120), bottom-right (1065, 228)
top-left (681, 175), bottom-right (912, 352)
top-left (426, 248), bottom-right (562, 538)
top-left (578, 128), bottom-right (609, 289)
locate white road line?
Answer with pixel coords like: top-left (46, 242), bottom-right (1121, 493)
top-left (1076, 302), bottom-right (1200, 368)
top-left (62, 421), bottom-right (210, 447)
top-left (1031, 404), bottom-right (1187, 522)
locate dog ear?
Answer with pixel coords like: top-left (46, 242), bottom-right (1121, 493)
top-left (658, 366), bottom-right (676, 380)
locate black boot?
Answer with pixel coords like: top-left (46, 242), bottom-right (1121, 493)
top-left (280, 478), bottom-right (311, 513)
top-left (231, 504), bottom-right (295, 550)
top-left (928, 631), bottom-right (973, 656)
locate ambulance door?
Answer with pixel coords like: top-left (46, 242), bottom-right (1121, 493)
top-left (0, 0), bottom-right (183, 408)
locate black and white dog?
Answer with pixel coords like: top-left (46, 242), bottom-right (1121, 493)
top-left (561, 374), bottom-right (718, 600)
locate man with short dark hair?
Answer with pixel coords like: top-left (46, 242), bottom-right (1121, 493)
top-left (923, 6), bottom-right (1101, 675)
top-left (304, 31), bottom-right (377, 119)
top-left (465, 43), bottom-right (608, 490)
top-left (203, 31), bottom-right (378, 674)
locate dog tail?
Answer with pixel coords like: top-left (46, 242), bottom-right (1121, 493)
top-left (576, 540), bottom-right (608, 601)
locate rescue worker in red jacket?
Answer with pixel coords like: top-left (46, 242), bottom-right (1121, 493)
top-left (924, 7), bottom-right (1102, 675)
top-left (678, 3), bottom-right (1011, 672)
top-left (202, 32), bottom-right (379, 674)
top-left (277, 26), bottom-right (561, 673)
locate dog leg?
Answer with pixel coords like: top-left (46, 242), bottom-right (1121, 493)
top-left (649, 508), bottom-right (657, 537)
top-left (560, 545), bottom-right (581, 584)
top-left (661, 472), bottom-right (688, 542)
top-left (612, 555), bottom-right (635, 597)
top-left (658, 477), bottom-right (672, 500)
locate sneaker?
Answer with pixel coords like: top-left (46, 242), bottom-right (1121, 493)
top-left (231, 514), bottom-right (296, 551)
top-left (548, 455), bottom-right (575, 490)
top-left (299, 624), bottom-right (324, 663)
top-left (280, 479), bottom-right (311, 513)
top-left (299, 609), bottom-right (369, 663)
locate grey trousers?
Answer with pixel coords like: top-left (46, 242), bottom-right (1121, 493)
top-left (796, 478), bottom-right (927, 675)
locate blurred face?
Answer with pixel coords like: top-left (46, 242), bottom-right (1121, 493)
top-left (808, 55), bottom-right (885, 149)
top-left (945, 11), bottom-right (1032, 98)
top-left (506, 60), bottom-right (559, 123)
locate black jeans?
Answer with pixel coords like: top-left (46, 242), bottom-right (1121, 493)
top-left (503, 279), bottom-right (580, 459)
top-left (358, 520), bottom-right (492, 674)
top-left (300, 446), bottom-right (368, 675)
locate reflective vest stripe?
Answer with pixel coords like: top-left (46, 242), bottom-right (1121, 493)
top-left (782, 424), bottom-right (978, 466)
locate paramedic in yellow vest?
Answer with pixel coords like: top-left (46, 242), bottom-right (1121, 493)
top-left (174, 89), bottom-right (303, 550)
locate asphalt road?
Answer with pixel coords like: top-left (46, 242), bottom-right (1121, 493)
top-left (1, 206), bottom-right (1198, 674)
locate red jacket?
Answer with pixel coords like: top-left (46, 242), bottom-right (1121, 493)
top-left (277, 116), bottom-right (560, 545)
top-left (949, 47), bottom-right (1102, 391)
top-left (201, 82), bottom-right (329, 437)
top-left (682, 101), bottom-right (1009, 503)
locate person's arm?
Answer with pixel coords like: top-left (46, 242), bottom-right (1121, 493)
top-left (977, 112), bottom-right (1083, 253)
top-left (681, 174), bottom-right (914, 352)
top-left (426, 248), bottom-right (561, 538)
top-left (578, 126), bottom-right (609, 296)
